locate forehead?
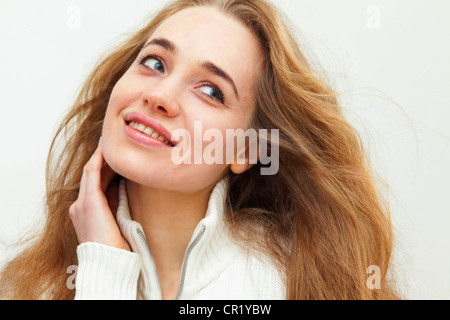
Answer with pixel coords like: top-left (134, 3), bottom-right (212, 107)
top-left (149, 6), bottom-right (263, 100)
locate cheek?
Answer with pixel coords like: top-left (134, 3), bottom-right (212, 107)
top-left (184, 116), bottom-right (251, 165)
top-left (101, 97), bottom-right (120, 150)
top-left (106, 73), bottom-right (145, 115)
top-left (102, 78), bottom-right (140, 139)
top-left (101, 83), bottom-right (136, 175)
top-left (106, 81), bottom-right (133, 115)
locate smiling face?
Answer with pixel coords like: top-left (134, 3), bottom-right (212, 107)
top-left (102, 6), bottom-right (264, 193)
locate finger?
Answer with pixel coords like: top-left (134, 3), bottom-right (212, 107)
top-left (83, 145), bottom-right (104, 194)
top-left (79, 161), bottom-right (87, 198)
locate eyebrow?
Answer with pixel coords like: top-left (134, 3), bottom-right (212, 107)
top-left (142, 37), bottom-right (240, 100)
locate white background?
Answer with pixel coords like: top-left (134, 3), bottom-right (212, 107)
top-left (0, 0), bottom-right (449, 299)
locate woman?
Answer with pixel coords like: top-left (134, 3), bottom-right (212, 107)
top-left (0, 0), bottom-right (399, 299)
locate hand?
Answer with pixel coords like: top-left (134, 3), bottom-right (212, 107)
top-left (69, 141), bottom-right (131, 251)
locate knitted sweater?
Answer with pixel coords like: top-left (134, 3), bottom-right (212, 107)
top-left (74, 177), bottom-right (285, 300)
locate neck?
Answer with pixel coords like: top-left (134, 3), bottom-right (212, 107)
top-left (125, 179), bottom-right (215, 298)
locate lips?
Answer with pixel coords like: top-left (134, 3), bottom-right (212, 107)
top-left (123, 112), bottom-right (177, 147)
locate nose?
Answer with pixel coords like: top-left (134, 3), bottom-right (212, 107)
top-left (141, 81), bottom-right (181, 117)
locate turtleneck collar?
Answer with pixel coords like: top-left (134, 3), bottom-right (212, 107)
top-left (115, 176), bottom-right (239, 299)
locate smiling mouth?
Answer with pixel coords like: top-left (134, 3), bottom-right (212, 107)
top-left (126, 121), bottom-right (175, 147)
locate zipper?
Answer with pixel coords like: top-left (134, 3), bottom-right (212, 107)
top-left (136, 227), bottom-right (163, 300)
top-left (175, 225), bottom-right (206, 300)
top-left (136, 225), bottom-right (206, 300)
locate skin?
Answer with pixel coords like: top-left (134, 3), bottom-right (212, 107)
top-left (69, 6), bottom-right (264, 300)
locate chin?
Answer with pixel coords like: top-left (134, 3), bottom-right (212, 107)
top-left (102, 141), bottom-right (227, 193)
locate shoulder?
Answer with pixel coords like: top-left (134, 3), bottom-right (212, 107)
top-left (197, 243), bottom-right (286, 299)
top-left (233, 249), bottom-right (286, 299)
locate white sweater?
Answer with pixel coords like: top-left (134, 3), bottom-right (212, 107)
top-left (74, 177), bottom-right (286, 300)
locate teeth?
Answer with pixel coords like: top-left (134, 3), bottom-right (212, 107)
top-left (128, 121), bottom-right (172, 146)
top-left (143, 127), bottom-right (154, 136)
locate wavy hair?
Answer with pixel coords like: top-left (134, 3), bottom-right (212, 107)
top-left (0, 0), bottom-right (399, 299)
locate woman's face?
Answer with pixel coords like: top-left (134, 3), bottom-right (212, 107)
top-left (102, 6), bottom-right (263, 193)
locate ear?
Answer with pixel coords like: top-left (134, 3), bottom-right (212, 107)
top-left (230, 150), bottom-right (256, 175)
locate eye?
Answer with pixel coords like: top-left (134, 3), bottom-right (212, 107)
top-left (140, 55), bottom-right (165, 73)
top-left (198, 83), bottom-right (225, 104)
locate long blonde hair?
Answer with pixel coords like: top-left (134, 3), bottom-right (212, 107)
top-left (1, 0), bottom-right (399, 299)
